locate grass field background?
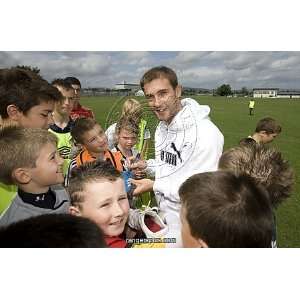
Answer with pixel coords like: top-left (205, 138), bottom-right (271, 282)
top-left (82, 95), bottom-right (300, 247)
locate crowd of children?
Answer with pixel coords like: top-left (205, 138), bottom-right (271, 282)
top-left (0, 66), bottom-right (295, 248)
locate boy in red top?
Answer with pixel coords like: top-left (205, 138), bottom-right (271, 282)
top-left (68, 160), bottom-right (168, 248)
top-left (64, 77), bottom-right (94, 121)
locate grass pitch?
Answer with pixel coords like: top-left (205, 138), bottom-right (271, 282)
top-left (82, 95), bottom-right (300, 247)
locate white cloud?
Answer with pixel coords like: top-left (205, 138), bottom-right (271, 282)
top-left (1, 51), bottom-right (300, 89)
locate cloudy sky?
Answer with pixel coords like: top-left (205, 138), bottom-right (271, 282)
top-left (1, 51), bottom-right (300, 90)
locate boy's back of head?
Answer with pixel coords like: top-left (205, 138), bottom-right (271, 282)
top-left (121, 98), bottom-right (142, 120)
top-left (179, 171), bottom-right (273, 248)
top-left (0, 213), bottom-right (106, 248)
top-left (0, 126), bottom-right (57, 185)
top-left (219, 144), bottom-right (294, 208)
top-left (0, 67), bottom-right (62, 119)
top-left (255, 117), bottom-right (282, 134)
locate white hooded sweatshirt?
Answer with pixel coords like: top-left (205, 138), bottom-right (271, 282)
top-left (146, 98), bottom-right (224, 243)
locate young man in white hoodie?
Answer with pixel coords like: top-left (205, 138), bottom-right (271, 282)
top-left (130, 66), bottom-right (224, 247)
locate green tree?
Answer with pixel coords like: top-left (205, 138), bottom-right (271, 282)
top-left (16, 65), bottom-right (40, 74)
top-left (216, 84), bottom-right (232, 96)
top-left (241, 86), bottom-right (249, 96)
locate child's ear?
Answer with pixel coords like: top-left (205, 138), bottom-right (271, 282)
top-left (12, 168), bottom-right (31, 184)
top-left (69, 206), bottom-right (82, 216)
top-left (6, 104), bottom-right (22, 122)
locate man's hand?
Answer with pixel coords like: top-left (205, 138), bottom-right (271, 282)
top-left (130, 178), bottom-right (154, 196)
top-left (127, 157), bottom-right (147, 179)
top-left (127, 157), bottom-right (147, 171)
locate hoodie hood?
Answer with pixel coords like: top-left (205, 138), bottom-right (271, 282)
top-left (164, 98), bottom-right (211, 132)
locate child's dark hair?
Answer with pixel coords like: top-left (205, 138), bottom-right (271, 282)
top-left (68, 160), bottom-right (121, 209)
top-left (0, 67), bottom-right (62, 119)
top-left (255, 117), bottom-right (282, 134)
top-left (51, 78), bottom-right (73, 91)
top-left (0, 214), bottom-right (106, 248)
top-left (64, 76), bottom-right (81, 87)
top-left (179, 171), bottom-right (273, 248)
top-left (70, 117), bottom-right (99, 144)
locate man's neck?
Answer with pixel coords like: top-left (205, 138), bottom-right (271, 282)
top-left (166, 101), bottom-right (183, 125)
top-left (52, 112), bottom-right (70, 128)
top-left (73, 101), bottom-right (80, 110)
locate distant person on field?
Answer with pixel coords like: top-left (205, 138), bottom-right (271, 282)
top-left (239, 117), bottom-right (282, 146)
top-left (105, 98), bottom-right (151, 159)
top-left (0, 214), bottom-right (106, 248)
top-left (249, 99), bottom-right (255, 115)
top-left (0, 126), bottom-right (70, 227)
top-left (68, 160), bottom-right (168, 248)
top-left (179, 171), bottom-right (274, 248)
top-left (0, 67), bottom-right (62, 214)
top-left (219, 144), bottom-right (294, 247)
top-left (64, 76), bottom-right (95, 120)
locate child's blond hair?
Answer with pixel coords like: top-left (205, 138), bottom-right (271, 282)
top-left (219, 144), bottom-right (294, 208)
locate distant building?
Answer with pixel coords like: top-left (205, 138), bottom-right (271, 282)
top-left (253, 88), bottom-right (279, 98)
top-left (253, 88), bottom-right (300, 98)
top-left (277, 90), bottom-right (300, 98)
top-left (115, 81), bottom-right (140, 92)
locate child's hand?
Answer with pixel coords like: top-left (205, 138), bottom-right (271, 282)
top-left (130, 178), bottom-right (154, 195)
top-left (127, 156), bottom-right (147, 171)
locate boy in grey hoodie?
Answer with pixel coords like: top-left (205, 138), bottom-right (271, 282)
top-left (0, 126), bottom-right (70, 227)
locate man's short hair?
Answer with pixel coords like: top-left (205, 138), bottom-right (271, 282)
top-left (0, 126), bottom-right (57, 185)
top-left (0, 214), bottom-right (106, 248)
top-left (0, 67), bottom-right (62, 119)
top-left (64, 76), bottom-right (81, 88)
top-left (51, 78), bottom-right (73, 91)
top-left (179, 171), bottom-right (273, 248)
top-left (140, 66), bottom-right (178, 91)
top-left (71, 117), bottom-right (98, 144)
top-left (68, 160), bottom-right (121, 209)
top-left (255, 117), bottom-right (282, 134)
top-left (218, 144), bottom-right (294, 208)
